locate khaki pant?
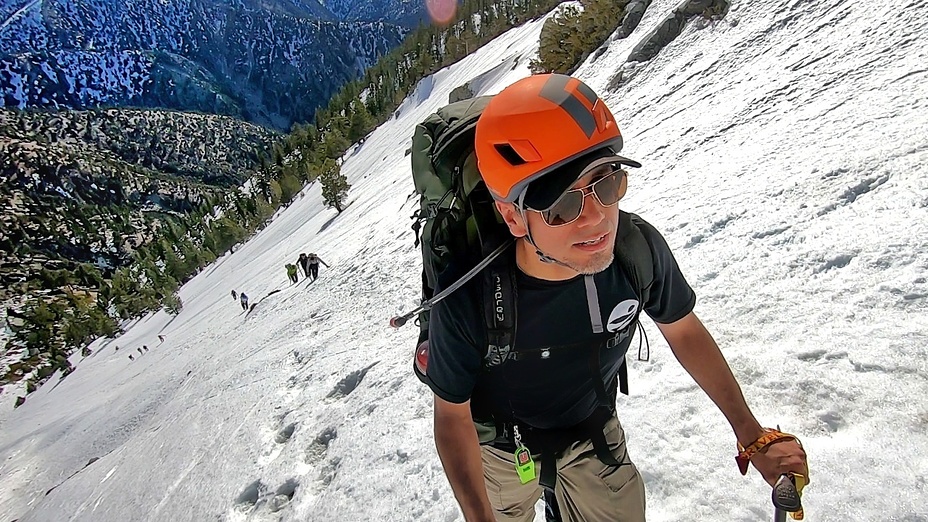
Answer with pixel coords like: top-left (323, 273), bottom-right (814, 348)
top-left (481, 416), bottom-right (646, 522)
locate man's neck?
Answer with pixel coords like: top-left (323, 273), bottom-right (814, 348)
top-left (514, 238), bottom-right (580, 281)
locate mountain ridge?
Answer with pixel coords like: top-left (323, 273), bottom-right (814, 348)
top-left (0, 0), bottom-right (411, 129)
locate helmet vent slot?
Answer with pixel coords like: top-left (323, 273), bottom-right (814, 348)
top-left (494, 143), bottom-right (527, 166)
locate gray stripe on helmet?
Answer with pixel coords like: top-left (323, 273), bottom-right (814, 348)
top-left (540, 76), bottom-right (597, 138)
top-left (575, 81), bottom-right (597, 105)
top-left (540, 74), bottom-right (571, 103)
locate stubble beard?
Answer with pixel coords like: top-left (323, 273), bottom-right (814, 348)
top-left (567, 249), bottom-right (615, 275)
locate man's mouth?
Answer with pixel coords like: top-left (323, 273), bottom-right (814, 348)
top-left (575, 233), bottom-right (608, 247)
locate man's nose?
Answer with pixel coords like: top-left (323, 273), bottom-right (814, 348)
top-left (576, 190), bottom-right (605, 225)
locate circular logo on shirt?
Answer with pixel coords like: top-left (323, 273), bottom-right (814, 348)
top-left (607, 299), bottom-right (639, 333)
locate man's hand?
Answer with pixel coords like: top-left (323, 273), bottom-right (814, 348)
top-left (748, 438), bottom-right (809, 486)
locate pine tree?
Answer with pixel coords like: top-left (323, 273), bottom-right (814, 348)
top-left (267, 179), bottom-right (283, 206)
top-left (278, 171), bottom-right (303, 203)
top-left (319, 159), bottom-right (350, 213)
top-left (163, 292), bottom-right (183, 315)
top-left (530, 0), bottom-right (626, 74)
top-left (347, 101), bottom-right (374, 143)
top-left (323, 128), bottom-right (350, 159)
top-left (531, 5), bottom-right (583, 74)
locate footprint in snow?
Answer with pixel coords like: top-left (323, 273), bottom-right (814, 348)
top-left (306, 426), bottom-right (337, 463)
top-left (233, 478), bottom-right (300, 515)
top-left (327, 362), bottom-right (378, 399)
top-left (267, 478), bottom-right (299, 513)
top-left (275, 423), bottom-right (296, 444)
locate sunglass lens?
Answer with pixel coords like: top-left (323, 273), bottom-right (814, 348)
top-left (542, 191), bottom-right (584, 226)
top-left (592, 170), bottom-right (627, 206)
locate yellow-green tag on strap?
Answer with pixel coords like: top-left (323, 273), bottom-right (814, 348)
top-left (514, 446), bottom-right (536, 484)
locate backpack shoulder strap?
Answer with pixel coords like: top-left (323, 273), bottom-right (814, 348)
top-left (614, 210), bottom-right (655, 307)
top-left (481, 254), bottom-right (517, 367)
top-left (612, 210), bottom-right (656, 394)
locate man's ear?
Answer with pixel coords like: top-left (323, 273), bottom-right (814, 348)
top-left (495, 201), bottom-right (527, 238)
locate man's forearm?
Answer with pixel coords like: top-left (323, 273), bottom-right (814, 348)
top-left (664, 315), bottom-right (764, 445)
top-left (434, 417), bottom-right (496, 521)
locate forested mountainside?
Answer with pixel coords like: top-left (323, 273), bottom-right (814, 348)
top-left (0, 0), bottom-right (408, 129)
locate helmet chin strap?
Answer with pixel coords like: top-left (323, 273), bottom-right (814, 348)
top-left (516, 205), bottom-right (574, 270)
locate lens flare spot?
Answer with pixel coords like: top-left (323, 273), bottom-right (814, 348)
top-left (426, 0), bottom-right (457, 25)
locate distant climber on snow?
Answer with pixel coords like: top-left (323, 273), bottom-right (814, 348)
top-left (306, 253), bottom-right (329, 282)
top-left (298, 253), bottom-right (310, 278)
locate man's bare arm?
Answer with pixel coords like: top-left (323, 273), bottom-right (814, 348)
top-left (656, 312), bottom-right (807, 484)
top-left (434, 396), bottom-right (496, 522)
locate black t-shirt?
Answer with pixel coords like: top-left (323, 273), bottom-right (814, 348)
top-left (425, 217), bottom-right (696, 429)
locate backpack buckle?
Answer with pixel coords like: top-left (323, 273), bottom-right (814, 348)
top-left (484, 344), bottom-right (512, 367)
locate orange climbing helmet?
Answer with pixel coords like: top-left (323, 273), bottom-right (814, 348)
top-left (475, 74), bottom-right (639, 205)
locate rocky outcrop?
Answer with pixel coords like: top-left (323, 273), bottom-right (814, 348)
top-left (627, 0), bottom-right (730, 63)
top-left (616, 0), bottom-right (652, 40)
top-left (448, 83), bottom-right (476, 104)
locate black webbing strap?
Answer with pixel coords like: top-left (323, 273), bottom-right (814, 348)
top-left (540, 451), bottom-right (557, 489)
top-left (536, 406), bottom-right (622, 488)
top-left (585, 407), bottom-right (622, 467)
top-left (482, 263), bottom-right (516, 366)
top-left (588, 341), bottom-right (612, 409)
top-left (619, 360), bottom-right (629, 395)
top-left (585, 341), bottom-right (625, 468)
